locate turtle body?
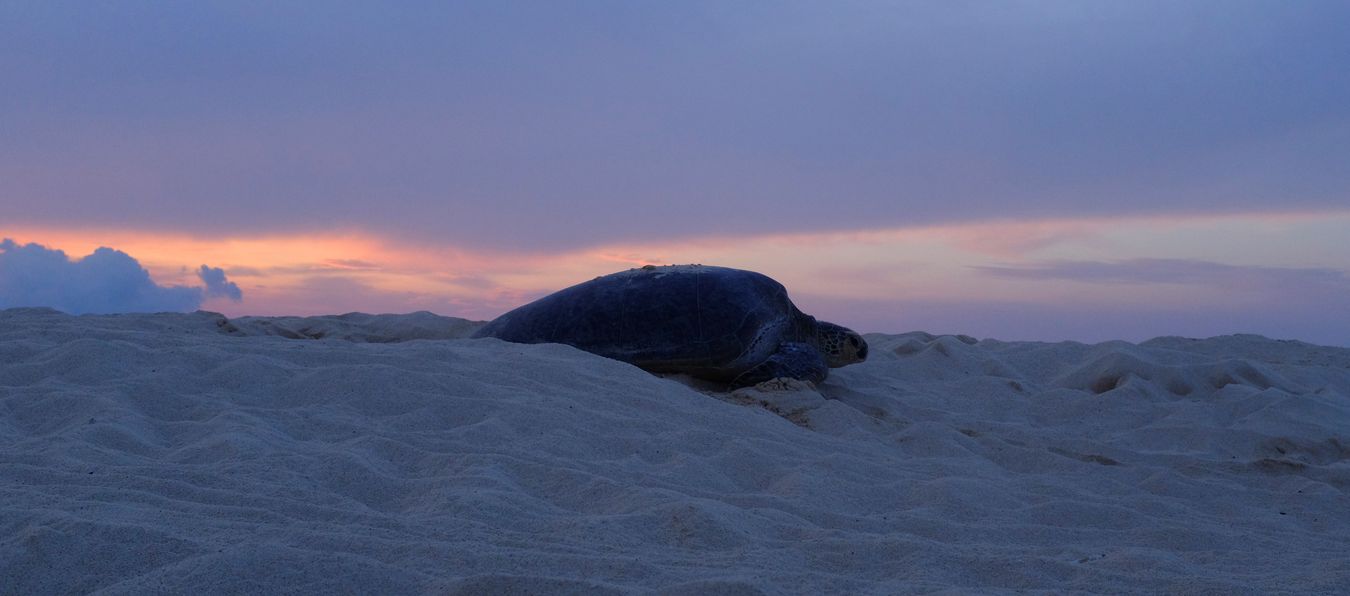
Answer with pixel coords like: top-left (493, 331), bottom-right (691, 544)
top-left (472, 265), bottom-right (867, 387)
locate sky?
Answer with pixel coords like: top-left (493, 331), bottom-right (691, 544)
top-left (1, 1), bottom-right (1348, 345)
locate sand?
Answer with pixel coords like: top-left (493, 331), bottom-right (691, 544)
top-left (2, 307), bottom-right (1348, 594)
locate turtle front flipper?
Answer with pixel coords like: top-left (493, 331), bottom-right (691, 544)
top-left (731, 342), bottom-right (828, 388)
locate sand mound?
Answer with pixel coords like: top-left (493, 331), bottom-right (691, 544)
top-left (2, 310), bottom-right (1348, 593)
top-left (225, 311), bottom-right (485, 342)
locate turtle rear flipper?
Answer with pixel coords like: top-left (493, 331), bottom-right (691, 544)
top-left (731, 342), bottom-right (828, 388)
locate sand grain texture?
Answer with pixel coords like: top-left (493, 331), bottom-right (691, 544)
top-left (2, 309), bottom-right (1348, 594)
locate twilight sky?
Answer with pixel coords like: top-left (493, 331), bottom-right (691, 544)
top-left (2, 1), bottom-right (1348, 345)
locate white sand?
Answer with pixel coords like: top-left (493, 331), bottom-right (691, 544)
top-left (2, 308), bottom-right (1348, 594)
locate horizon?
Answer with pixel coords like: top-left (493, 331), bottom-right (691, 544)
top-left (3, 2), bottom-right (1349, 346)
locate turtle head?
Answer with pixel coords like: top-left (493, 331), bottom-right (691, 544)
top-left (815, 321), bottom-right (868, 367)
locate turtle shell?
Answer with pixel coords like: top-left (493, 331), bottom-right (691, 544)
top-left (473, 265), bottom-right (819, 381)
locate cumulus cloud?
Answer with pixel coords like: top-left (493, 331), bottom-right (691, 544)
top-left (0, 239), bottom-right (243, 314)
top-left (198, 265), bottom-right (243, 301)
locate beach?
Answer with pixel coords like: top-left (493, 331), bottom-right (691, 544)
top-left (2, 308), bottom-right (1348, 594)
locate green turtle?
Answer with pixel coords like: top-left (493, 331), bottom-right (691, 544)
top-left (472, 264), bottom-right (868, 387)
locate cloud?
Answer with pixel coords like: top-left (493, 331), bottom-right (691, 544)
top-left (320, 259), bottom-right (381, 271)
top-left (799, 294), bottom-right (1350, 348)
top-left (3, 3), bottom-right (1349, 251)
top-left (961, 259), bottom-right (1350, 344)
top-left (0, 239), bottom-right (243, 314)
top-left (198, 265), bottom-right (243, 301)
top-left (240, 274), bottom-right (510, 319)
top-left (974, 259), bottom-right (1350, 291)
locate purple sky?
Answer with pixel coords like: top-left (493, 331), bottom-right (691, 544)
top-left (1, 2), bottom-right (1348, 344)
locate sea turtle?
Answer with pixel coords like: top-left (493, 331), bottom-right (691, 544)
top-left (472, 264), bottom-right (868, 387)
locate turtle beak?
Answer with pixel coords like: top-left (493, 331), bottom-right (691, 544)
top-left (845, 333), bottom-right (868, 363)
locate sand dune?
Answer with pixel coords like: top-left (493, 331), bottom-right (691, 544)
top-left (2, 308), bottom-right (1348, 594)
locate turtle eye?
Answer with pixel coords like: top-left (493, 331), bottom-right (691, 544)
top-left (848, 336), bottom-right (860, 348)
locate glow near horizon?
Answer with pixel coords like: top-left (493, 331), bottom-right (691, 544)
top-left (5, 209), bottom-right (1348, 345)
top-left (5, 3), bottom-right (1349, 345)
